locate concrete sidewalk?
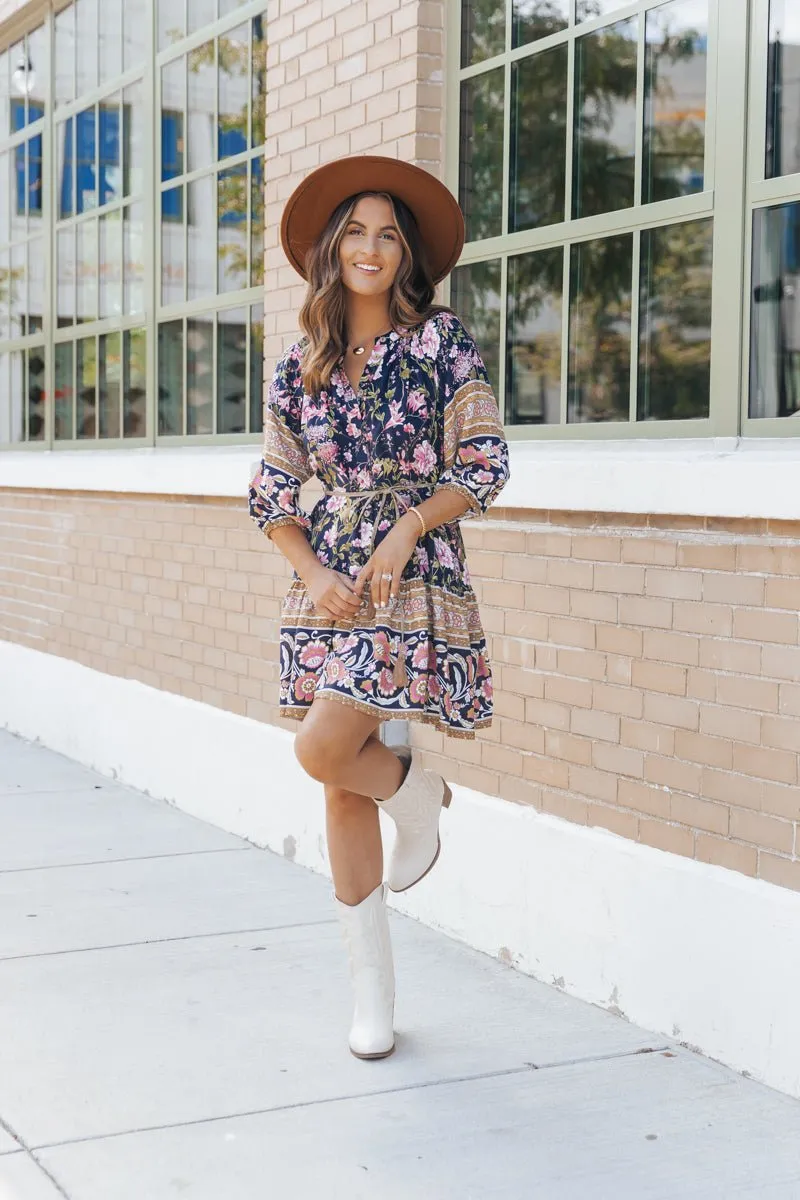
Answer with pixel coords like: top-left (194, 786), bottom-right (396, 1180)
top-left (0, 730), bottom-right (798, 1200)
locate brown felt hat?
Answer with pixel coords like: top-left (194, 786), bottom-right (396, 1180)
top-left (280, 155), bottom-right (465, 285)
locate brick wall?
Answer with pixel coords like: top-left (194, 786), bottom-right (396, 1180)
top-left (2, 487), bottom-right (799, 894)
top-left (263, 0), bottom-right (445, 369)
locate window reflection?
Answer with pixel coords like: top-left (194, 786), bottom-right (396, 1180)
top-left (577, 1), bottom-right (630, 22)
top-left (55, 341), bottom-right (75, 440)
top-left (98, 0), bottom-right (122, 83)
top-left (750, 201), bottom-right (800, 418)
top-left (158, 319), bottom-right (183, 434)
top-left (99, 209), bottom-right (122, 318)
top-left (573, 18), bottom-right (638, 220)
top-left (124, 202), bottom-right (145, 314)
top-left (510, 43), bottom-right (568, 232)
top-left (158, 0), bottom-right (185, 50)
top-left (218, 24), bottom-right (249, 158)
top-left (188, 176), bottom-right (216, 298)
top-left (217, 308), bottom-right (248, 434)
top-left (187, 316), bottom-right (214, 434)
top-left (54, 6), bottom-right (75, 107)
top-left (643, 0), bottom-right (708, 204)
top-left (187, 41), bottom-right (215, 173)
top-left (123, 328), bottom-right (147, 437)
top-left (99, 331), bottom-right (122, 438)
top-left (461, 0), bottom-right (505, 67)
top-left (218, 165), bottom-right (248, 293)
top-left (76, 336), bottom-right (97, 438)
top-left (766, 0), bottom-right (800, 179)
top-left (512, 1), bottom-right (568, 51)
top-left (459, 68), bottom-right (504, 242)
top-left (162, 185), bottom-right (185, 304)
top-left (27, 346), bottom-right (45, 440)
top-left (75, 0), bottom-right (98, 96)
top-left (568, 234), bottom-right (633, 422)
top-left (638, 219), bottom-right (712, 421)
top-left (451, 259), bottom-right (502, 398)
top-left (507, 248), bottom-right (563, 424)
top-left (250, 301), bottom-right (264, 434)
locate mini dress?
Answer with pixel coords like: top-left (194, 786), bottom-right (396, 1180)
top-left (248, 309), bottom-right (510, 739)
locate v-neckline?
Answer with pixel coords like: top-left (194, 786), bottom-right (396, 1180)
top-left (339, 330), bottom-right (396, 397)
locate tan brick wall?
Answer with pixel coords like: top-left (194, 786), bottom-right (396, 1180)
top-left (2, 488), bottom-right (800, 894)
top-left (263, 0), bottom-right (446, 370)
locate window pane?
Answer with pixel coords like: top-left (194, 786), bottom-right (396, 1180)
top-left (188, 0), bottom-right (216, 35)
top-left (187, 316), bottom-right (214, 435)
top-left (124, 202), bottom-right (145, 314)
top-left (251, 16), bottom-right (267, 148)
top-left (159, 0), bottom-right (185, 50)
top-left (218, 25), bottom-right (249, 160)
top-left (450, 259), bottom-right (502, 397)
top-left (123, 0), bottom-right (148, 70)
top-left (250, 301), bottom-right (264, 434)
top-left (123, 328), bottom-right (147, 437)
top-left (158, 319), bottom-right (184, 434)
top-left (26, 25), bottom-right (48, 117)
top-left (638, 219), bottom-right (712, 421)
top-left (251, 159), bottom-right (264, 287)
top-left (0, 250), bottom-right (10, 340)
top-left (54, 342), bottom-right (75, 441)
top-left (124, 82), bottom-right (145, 198)
top-left (27, 346), bottom-right (45, 441)
top-left (510, 43), bottom-right (568, 232)
top-left (512, 1), bottom-right (568, 51)
top-left (74, 105), bottom-right (98, 213)
top-left (188, 176), bottom-right (216, 299)
top-left (0, 151), bottom-right (10, 244)
top-left (100, 210), bottom-right (123, 319)
top-left (76, 337), bottom-right (97, 439)
top-left (58, 118), bottom-right (75, 218)
top-left (98, 332), bottom-right (122, 438)
top-left (217, 307), bottom-right (248, 434)
top-left (568, 233), bottom-right (633, 422)
top-left (750, 201), bottom-right (800, 418)
top-left (577, 1), bottom-right (630, 21)
top-left (27, 235), bottom-right (43, 331)
top-left (99, 99), bottom-right (123, 208)
top-left (9, 243), bottom-right (26, 337)
top-left (75, 0), bottom-right (98, 96)
top-left (766, 0), bottom-right (800, 179)
top-left (507, 247), bottom-right (563, 424)
top-left (162, 185), bottom-right (185, 304)
top-left (98, 0), bottom-right (122, 83)
top-left (161, 60), bottom-right (186, 180)
top-left (7, 351), bottom-right (24, 442)
top-left (643, 0), bottom-right (708, 204)
top-left (55, 5), bottom-right (75, 107)
top-left (188, 42), bottom-right (215, 173)
top-left (218, 166), bottom-right (248, 293)
top-left (57, 227), bottom-right (76, 327)
top-left (461, 0), bottom-right (505, 67)
top-left (573, 18), bottom-right (638, 220)
top-left (77, 218), bottom-right (98, 322)
top-left (460, 68), bottom-right (504, 242)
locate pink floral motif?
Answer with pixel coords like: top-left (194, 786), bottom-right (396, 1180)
top-left (432, 536), bottom-right (458, 571)
top-left (372, 631), bottom-right (392, 665)
top-left (324, 657), bottom-right (348, 685)
top-left (377, 668), bottom-right (398, 696)
top-left (412, 441), bottom-right (437, 476)
top-left (293, 673), bottom-right (318, 702)
top-left (409, 677), bottom-right (428, 703)
top-left (299, 640), bottom-right (328, 669)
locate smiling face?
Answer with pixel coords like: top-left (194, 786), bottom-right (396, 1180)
top-left (337, 194), bottom-right (405, 298)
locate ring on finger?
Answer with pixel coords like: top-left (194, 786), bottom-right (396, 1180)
top-left (381, 572), bottom-right (392, 581)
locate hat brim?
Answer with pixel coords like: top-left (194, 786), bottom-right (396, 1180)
top-left (280, 155), bottom-right (465, 286)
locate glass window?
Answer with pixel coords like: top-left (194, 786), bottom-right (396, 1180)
top-left (123, 82), bottom-right (145, 198)
top-left (513, 1), bottom-right (568, 51)
top-left (577, 1), bottom-right (631, 21)
top-left (218, 165), bottom-right (248, 293)
top-left (75, 0), bottom-right (98, 96)
top-left (12, 100), bottom-right (45, 217)
top-left (643, 0), bottom-right (709, 204)
top-left (459, 68), bottom-right (504, 242)
top-left (218, 24), bottom-right (249, 159)
top-left (250, 301), bottom-right (264, 434)
top-left (573, 18), bottom-right (638, 220)
top-left (251, 17), bottom-right (266, 148)
top-left (186, 315), bottom-right (214, 434)
top-left (159, 0), bottom-right (185, 50)
top-left (187, 176), bottom-right (216, 298)
top-left (123, 328), bottom-right (147, 437)
top-left (158, 319), bottom-right (183, 434)
top-left (766, 0), bottom-right (800, 180)
top-left (450, 259), bottom-right (502, 397)
top-left (750, 201), bottom-right (800, 418)
top-left (638, 218), bottom-right (713, 420)
top-left (99, 330), bottom-right (122, 438)
top-left (76, 336), bottom-right (97, 439)
top-left (461, 0), bottom-right (505, 67)
top-left (188, 0), bottom-right (217, 36)
top-left (55, 341), bottom-right (75, 440)
top-left (77, 218), bottom-right (98, 322)
top-left (27, 345), bottom-right (46, 440)
top-left (123, 0), bottom-right (148, 71)
top-left (99, 209), bottom-right (123, 318)
top-left (507, 247), bottom-right (564, 425)
top-left (568, 234), bottom-right (633, 422)
top-left (98, 0), bottom-right (122, 83)
top-left (217, 307), bottom-right (248, 433)
top-left (187, 41), bottom-right (215, 174)
top-left (54, 6), bottom-right (75, 107)
top-left (124, 202), bottom-right (145, 314)
top-left (162, 185), bottom-right (185, 304)
top-left (510, 43), bottom-right (568, 232)
top-left (57, 227), bottom-right (76, 327)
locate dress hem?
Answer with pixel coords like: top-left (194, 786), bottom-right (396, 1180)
top-left (278, 695), bottom-right (491, 740)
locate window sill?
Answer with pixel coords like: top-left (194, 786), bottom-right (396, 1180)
top-left (1, 437), bottom-right (800, 521)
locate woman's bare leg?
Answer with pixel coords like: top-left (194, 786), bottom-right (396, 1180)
top-left (294, 697), bottom-right (405, 800)
top-left (325, 782), bottom-right (383, 906)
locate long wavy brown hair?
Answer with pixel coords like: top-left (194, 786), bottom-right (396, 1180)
top-left (298, 191), bottom-right (450, 396)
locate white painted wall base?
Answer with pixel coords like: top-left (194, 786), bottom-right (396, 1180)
top-left (2, 638), bottom-right (799, 1098)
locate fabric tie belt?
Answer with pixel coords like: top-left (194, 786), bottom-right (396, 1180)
top-left (321, 485), bottom-right (434, 688)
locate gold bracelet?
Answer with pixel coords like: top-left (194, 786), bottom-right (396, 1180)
top-left (407, 506), bottom-right (427, 538)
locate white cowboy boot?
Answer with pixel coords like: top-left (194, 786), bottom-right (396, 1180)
top-left (335, 882), bottom-right (395, 1060)
top-left (379, 751), bottom-right (452, 893)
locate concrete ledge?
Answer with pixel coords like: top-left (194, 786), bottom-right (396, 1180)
top-left (2, 637), bottom-right (799, 1098)
top-left (4, 437), bottom-right (800, 520)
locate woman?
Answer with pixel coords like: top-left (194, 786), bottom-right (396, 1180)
top-left (249, 156), bottom-right (509, 1060)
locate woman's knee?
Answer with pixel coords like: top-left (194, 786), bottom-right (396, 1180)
top-left (294, 722), bottom-right (348, 783)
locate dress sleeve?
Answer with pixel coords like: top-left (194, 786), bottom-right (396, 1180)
top-left (248, 349), bottom-right (313, 539)
top-left (435, 313), bottom-right (510, 518)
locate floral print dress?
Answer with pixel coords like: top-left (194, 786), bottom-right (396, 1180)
top-left (248, 309), bottom-right (510, 738)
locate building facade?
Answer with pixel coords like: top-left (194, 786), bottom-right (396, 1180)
top-left (1, 0), bottom-right (800, 1097)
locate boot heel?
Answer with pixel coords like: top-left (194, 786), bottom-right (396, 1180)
top-left (442, 782), bottom-right (452, 809)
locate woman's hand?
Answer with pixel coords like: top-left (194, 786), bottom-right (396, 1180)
top-left (354, 515), bottom-right (419, 612)
top-left (303, 564), bottom-right (362, 621)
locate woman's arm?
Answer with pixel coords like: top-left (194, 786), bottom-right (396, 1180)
top-left (271, 524), bottom-right (361, 622)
